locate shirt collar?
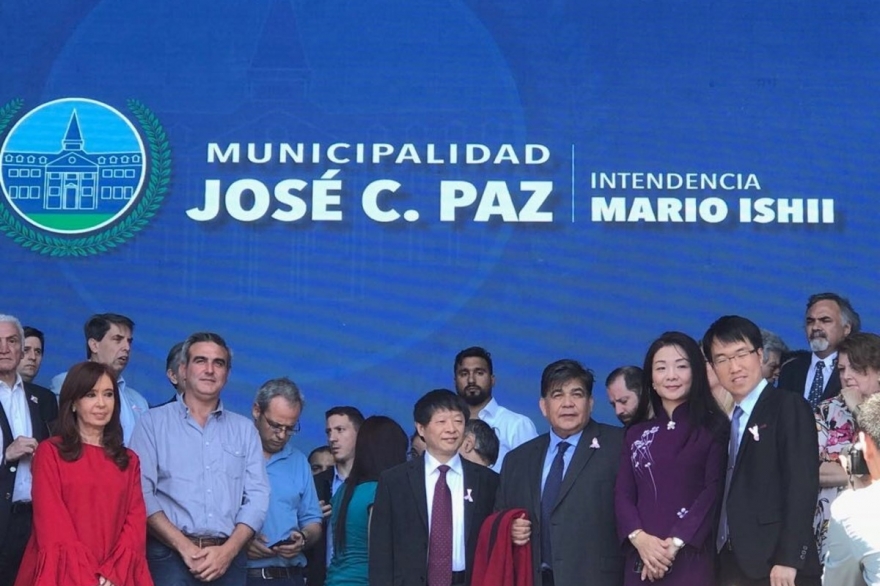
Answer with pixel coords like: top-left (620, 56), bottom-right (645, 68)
top-left (735, 378), bottom-right (767, 420)
top-left (424, 450), bottom-right (464, 476)
top-left (810, 351), bottom-right (837, 369)
top-left (176, 394), bottom-right (225, 416)
top-left (549, 427), bottom-right (584, 451)
top-left (0, 373), bottom-right (25, 394)
top-left (267, 441), bottom-right (296, 464)
top-left (478, 397), bottom-right (499, 418)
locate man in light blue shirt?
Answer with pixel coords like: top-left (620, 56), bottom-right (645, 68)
top-left (130, 332), bottom-right (269, 586)
top-left (51, 313), bottom-right (148, 444)
top-left (246, 377), bottom-right (322, 586)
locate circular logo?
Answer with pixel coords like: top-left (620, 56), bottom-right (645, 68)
top-left (0, 98), bottom-right (169, 255)
top-left (1, 98), bottom-right (146, 234)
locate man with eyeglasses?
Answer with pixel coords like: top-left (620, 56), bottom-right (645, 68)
top-left (130, 332), bottom-right (269, 586)
top-left (703, 316), bottom-right (820, 586)
top-left (247, 377), bottom-right (322, 586)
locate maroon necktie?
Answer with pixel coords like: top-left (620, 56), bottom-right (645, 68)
top-left (428, 464), bottom-right (452, 586)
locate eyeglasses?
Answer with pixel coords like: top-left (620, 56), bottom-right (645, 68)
top-left (712, 348), bottom-right (758, 367)
top-left (261, 413), bottom-right (300, 436)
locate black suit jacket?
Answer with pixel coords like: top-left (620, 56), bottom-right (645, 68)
top-left (777, 353), bottom-right (840, 403)
top-left (305, 467), bottom-right (334, 586)
top-left (495, 420), bottom-right (624, 586)
top-left (0, 382), bottom-right (58, 538)
top-left (725, 385), bottom-right (821, 579)
top-left (369, 455), bottom-right (498, 586)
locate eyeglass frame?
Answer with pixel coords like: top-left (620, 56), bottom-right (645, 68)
top-left (260, 412), bottom-right (301, 436)
top-left (711, 347), bottom-right (759, 367)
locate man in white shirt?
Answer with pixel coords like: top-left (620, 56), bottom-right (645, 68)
top-left (823, 394), bottom-right (880, 586)
top-left (370, 389), bottom-right (498, 586)
top-left (777, 293), bottom-right (860, 408)
top-left (453, 346), bottom-right (537, 472)
top-left (0, 314), bottom-right (58, 586)
top-left (51, 313), bottom-right (148, 444)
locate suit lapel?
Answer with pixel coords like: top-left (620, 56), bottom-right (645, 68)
top-left (407, 458), bottom-right (429, 532)
top-left (0, 402), bottom-right (12, 449)
top-left (794, 356), bottom-right (810, 395)
top-left (554, 420), bottom-right (598, 510)
top-left (824, 365), bottom-right (842, 401)
top-left (24, 385), bottom-right (49, 441)
top-left (529, 435), bottom-right (550, 514)
top-left (462, 460), bottom-right (475, 552)
top-left (733, 388), bottom-right (773, 476)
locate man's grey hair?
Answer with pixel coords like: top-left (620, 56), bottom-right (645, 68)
top-left (0, 314), bottom-right (25, 342)
top-left (806, 292), bottom-right (861, 334)
top-left (254, 377), bottom-right (305, 413)
top-left (760, 329), bottom-right (789, 364)
top-left (857, 394), bottom-right (880, 461)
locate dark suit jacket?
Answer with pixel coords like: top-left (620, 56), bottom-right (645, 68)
top-left (725, 385), bottom-right (821, 579)
top-left (777, 353), bottom-right (840, 403)
top-left (0, 382), bottom-right (58, 538)
top-left (495, 420), bottom-right (624, 586)
top-left (369, 455), bottom-right (499, 586)
top-left (305, 467), bottom-right (334, 586)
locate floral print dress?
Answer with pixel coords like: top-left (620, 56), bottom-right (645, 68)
top-left (814, 395), bottom-right (855, 561)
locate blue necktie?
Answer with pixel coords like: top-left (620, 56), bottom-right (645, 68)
top-left (541, 441), bottom-right (570, 568)
top-left (716, 406), bottom-right (743, 552)
top-left (807, 361), bottom-right (825, 408)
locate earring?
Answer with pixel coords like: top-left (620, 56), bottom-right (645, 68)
top-left (72, 407), bottom-right (76, 413)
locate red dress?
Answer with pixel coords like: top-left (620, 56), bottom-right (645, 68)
top-left (13, 440), bottom-right (153, 586)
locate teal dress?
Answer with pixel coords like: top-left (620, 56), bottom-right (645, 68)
top-left (325, 481), bottom-right (377, 586)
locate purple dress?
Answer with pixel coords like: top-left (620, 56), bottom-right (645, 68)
top-left (615, 403), bottom-right (726, 586)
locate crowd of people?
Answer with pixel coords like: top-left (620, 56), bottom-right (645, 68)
top-left (1, 291), bottom-right (880, 586)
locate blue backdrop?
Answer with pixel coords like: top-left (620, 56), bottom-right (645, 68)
top-left (2, 0), bottom-right (877, 450)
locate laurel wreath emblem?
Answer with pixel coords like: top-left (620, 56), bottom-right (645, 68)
top-left (0, 99), bottom-right (170, 256)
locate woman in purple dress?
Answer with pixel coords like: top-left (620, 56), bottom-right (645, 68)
top-left (616, 331), bottom-right (729, 585)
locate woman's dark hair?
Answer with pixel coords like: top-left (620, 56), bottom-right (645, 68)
top-left (333, 415), bottom-right (407, 552)
top-left (55, 361), bottom-right (129, 470)
top-left (634, 331), bottom-right (729, 442)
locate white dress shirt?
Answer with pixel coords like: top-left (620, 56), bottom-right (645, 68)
top-left (424, 451), bottom-right (466, 572)
top-left (0, 374), bottom-right (34, 502)
top-left (822, 480), bottom-right (880, 586)
top-left (805, 352), bottom-right (837, 400)
top-left (477, 397), bottom-right (538, 472)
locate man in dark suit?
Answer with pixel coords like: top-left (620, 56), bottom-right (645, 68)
top-left (777, 292), bottom-right (860, 408)
top-left (704, 315), bottom-right (820, 586)
top-left (495, 359), bottom-right (624, 586)
top-left (370, 389), bottom-right (498, 586)
top-left (0, 315), bottom-right (58, 586)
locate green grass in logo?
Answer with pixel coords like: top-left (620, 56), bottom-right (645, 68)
top-left (28, 213), bottom-right (115, 231)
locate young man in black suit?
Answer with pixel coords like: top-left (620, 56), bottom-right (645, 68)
top-left (704, 315), bottom-right (821, 586)
top-left (0, 315), bottom-right (58, 586)
top-left (495, 359), bottom-right (624, 586)
top-left (370, 389), bottom-right (498, 586)
top-left (777, 292), bottom-right (860, 407)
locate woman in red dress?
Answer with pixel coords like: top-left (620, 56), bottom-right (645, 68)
top-left (14, 361), bottom-right (153, 586)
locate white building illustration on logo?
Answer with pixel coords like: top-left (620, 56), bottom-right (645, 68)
top-left (2, 110), bottom-right (142, 213)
